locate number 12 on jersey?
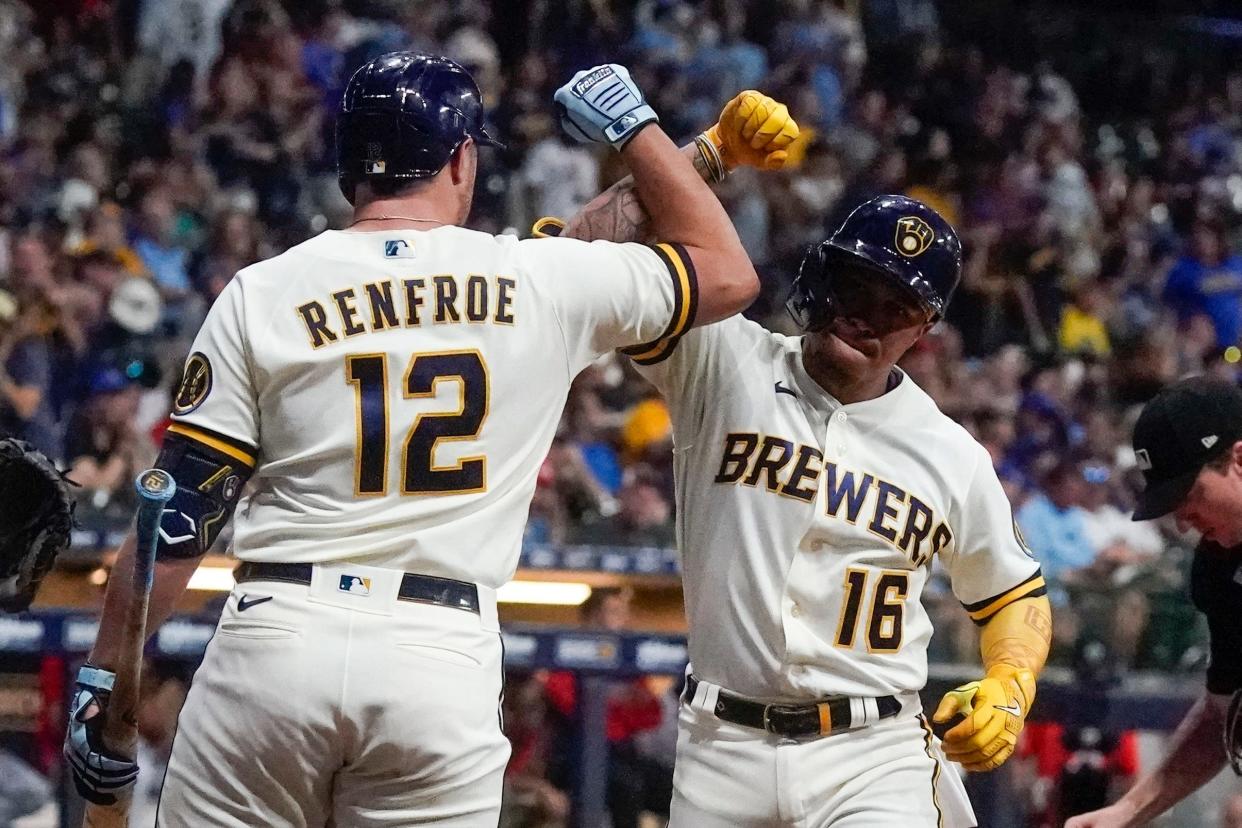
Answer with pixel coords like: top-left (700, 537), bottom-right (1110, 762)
top-left (345, 350), bottom-right (490, 496)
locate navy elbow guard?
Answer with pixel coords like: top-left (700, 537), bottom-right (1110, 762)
top-left (152, 429), bottom-right (253, 559)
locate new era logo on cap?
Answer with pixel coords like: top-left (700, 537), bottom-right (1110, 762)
top-left (1135, 448), bottom-right (1152, 471)
top-left (1203, 435), bottom-right (1219, 449)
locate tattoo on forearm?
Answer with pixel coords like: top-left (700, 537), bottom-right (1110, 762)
top-left (562, 185), bottom-right (650, 243)
top-left (562, 144), bottom-right (714, 244)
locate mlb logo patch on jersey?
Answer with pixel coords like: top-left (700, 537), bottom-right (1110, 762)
top-left (339, 575), bottom-right (372, 595)
top-left (384, 239), bottom-right (416, 259)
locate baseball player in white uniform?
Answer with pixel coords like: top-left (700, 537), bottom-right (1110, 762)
top-left (62, 54), bottom-right (769, 826)
top-left (552, 130), bottom-right (1055, 824)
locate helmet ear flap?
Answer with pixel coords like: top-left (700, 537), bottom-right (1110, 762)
top-left (336, 52), bottom-right (500, 202)
top-left (786, 242), bottom-right (835, 331)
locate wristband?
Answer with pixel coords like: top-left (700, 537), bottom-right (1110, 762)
top-left (694, 133), bottom-right (727, 184)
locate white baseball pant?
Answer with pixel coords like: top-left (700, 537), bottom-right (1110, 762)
top-left (155, 563), bottom-right (509, 827)
top-left (669, 682), bottom-right (976, 827)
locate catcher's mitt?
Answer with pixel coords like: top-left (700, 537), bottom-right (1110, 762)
top-left (0, 438), bottom-right (75, 612)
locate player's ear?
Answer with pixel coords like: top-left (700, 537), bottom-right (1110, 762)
top-left (1230, 440), bottom-right (1242, 475)
top-left (448, 137), bottom-right (477, 187)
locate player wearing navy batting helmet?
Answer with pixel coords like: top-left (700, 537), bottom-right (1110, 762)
top-left (788, 194), bottom-right (962, 331)
top-left (65, 51), bottom-right (765, 825)
top-left (335, 52), bottom-right (504, 204)
top-left (551, 180), bottom-right (1050, 825)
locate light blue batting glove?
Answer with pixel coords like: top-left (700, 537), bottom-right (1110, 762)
top-left (64, 664), bottom-right (139, 805)
top-left (554, 64), bottom-right (659, 150)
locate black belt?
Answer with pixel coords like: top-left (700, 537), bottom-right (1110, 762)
top-left (685, 675), bottom-right (902, 739)
top-left (234, 562), bottom-right (481, 615)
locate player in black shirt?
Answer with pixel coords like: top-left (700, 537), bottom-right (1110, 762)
top-left (1070, 377), bottom-right (1242, 827)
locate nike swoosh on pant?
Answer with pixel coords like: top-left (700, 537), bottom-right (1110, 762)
top-left (237, 595), bottom-right (273, 612)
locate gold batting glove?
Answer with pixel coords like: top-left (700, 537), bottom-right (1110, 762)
top-left (703, 90), bottom-right (799, 171)
top-left (932, 663), bottom-right (1035, 772)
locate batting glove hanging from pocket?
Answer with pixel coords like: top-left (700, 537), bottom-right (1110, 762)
top-left (554, 63), bottom-right (659, 150)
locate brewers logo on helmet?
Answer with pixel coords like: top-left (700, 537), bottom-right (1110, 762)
top-left (787, 194), bottom-right (963, 331)
top-left (895, 216), bottom-right (935, 257)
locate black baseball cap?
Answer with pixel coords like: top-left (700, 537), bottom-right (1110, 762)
top-left (1131, 377), bottom-right (1242, 521)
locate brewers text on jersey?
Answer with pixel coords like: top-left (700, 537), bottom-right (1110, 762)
top-left (714, 431), bottom-right (952, 568)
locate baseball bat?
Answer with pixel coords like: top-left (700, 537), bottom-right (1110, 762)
top-left (83, 468), bottom-right (177, 828)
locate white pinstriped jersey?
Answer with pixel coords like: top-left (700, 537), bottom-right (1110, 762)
top-left (166, 226), bottom-right (697, 587)
top-left (633, 315), bottom-right (1044, 700)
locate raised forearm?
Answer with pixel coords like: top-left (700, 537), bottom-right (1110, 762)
top-left (980, 594), bottom-right (1052, 675)
top-left (89, 533), bottom-right (201, 669)
top-left (562, 142), bottom-right (713, 243)
top-left (1109, 693), bottom-right (1227, 825)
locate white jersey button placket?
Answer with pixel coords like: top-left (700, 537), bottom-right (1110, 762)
top-left (827, 408), bottom-right (848, 457)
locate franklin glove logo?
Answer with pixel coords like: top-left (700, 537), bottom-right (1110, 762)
top-left (573, 66), bottom-right (615, 96)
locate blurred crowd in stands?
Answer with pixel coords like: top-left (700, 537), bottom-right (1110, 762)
top-left (4, 0), bottom-right (1242, 825)
top-left (2, 0), bottom-right (1242, 668)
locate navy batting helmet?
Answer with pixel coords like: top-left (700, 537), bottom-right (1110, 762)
top-left (787, 195), bottom-right (962, 331)
top-left (336, 52), bottom-right (503, 204)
